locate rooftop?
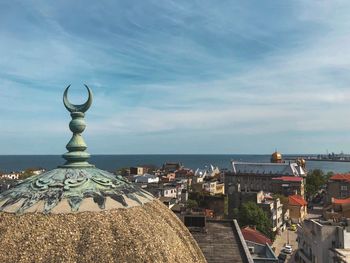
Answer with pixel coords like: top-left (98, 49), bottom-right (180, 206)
top-left (245, 240), bottom-right (277, 262)
top-left (289, 194), bottom-right (307, 206)
top-left (272, 176), bottom-right (303, 182)
top-left (231, 161), bottom-right (306, 177)
top-left (241, 226), bottom-right (272, 245)
top-left (190, 219), bottom-right (253, 263)
top-left (330, 174), bottom-right (350, 182)
top-left (332, 197), bottom-right (350, 205)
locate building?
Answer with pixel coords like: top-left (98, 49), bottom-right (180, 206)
top-left (0, 173), bottom-right (20, 180)
top-left (226, 189), bottom-right (285, 232)
top-left (271, 176), bottom-right (305, 196)
top-left (188, 192), bottom-right (226, 219)
top-left (288, 194), bottom-right (307, 223)
top-left (329, 248), bottom-right (350, 263)
top-left (259, 196), bottom-right (284, 232)
top-left (161, 172), bottom-right (176, 182)
top-left (130, 166), bottom-right (147, 175)
top-left (225, 152), bottom-right (306, 197)
top-left (0, 86), bottom-right (206, 263)
top-left (245, 241), bottom-right (278, 263)
top-left (185, 216), bottom-right (254, 263)
top-left (159, 196), bottom-right (177, 208)
top-left (323, 197), bottom-right (350, 220)
top-left (241, 226), bottom-right (272, 245)
top-left (146, 184), bottom-right (178, 199)
top-left (175, 168), bottom-right (193, 178)
top-left (195, 165), bottom-right (220, 179)
top-left (162, 162), bottom-right (183, 172)
top-left (181, 188), bottom-right (188, 203)
top-left (133, 173), bottom-right (160, 183)
top-left (296, 219), bottom-right (350, 263)
top-left (327, 174), bottom-right (350, 203)
top-left (203, 180), bottom-right (225, 195)
top-left (241, 228), bottom-right (278, 263)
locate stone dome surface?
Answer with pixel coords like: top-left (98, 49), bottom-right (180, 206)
top-left (0, 200), bottom-right (205, 263)
top-left (0, 86), bottom-right (206, 263)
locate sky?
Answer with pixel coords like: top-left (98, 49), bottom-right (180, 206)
top-left (1, 1), bottom-right (350, 154)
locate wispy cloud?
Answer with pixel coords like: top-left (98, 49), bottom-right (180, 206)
top-left (0, 0), bottom-right (350, 154)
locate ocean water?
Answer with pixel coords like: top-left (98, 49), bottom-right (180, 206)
top-left (1, 154), bottom-right (350, 174)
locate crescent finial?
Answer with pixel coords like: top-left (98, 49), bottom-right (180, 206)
top-left (63, 84), bottom-right (93, 113)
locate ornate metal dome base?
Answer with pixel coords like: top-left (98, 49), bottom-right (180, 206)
top-left (0, 167), bottom-right (154, 214)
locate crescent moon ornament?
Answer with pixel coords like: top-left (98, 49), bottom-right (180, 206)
top-left (63, 84), bottom-right (93, 113)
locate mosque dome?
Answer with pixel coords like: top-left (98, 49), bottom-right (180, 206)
top-left (271, 151), bottom-right (283, 163)
top-left (0, 86), bottom-right (205, 263)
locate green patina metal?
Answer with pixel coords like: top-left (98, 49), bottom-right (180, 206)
top-left (61, 85), bottom-right (93, 168)
top-left (0, 167), bottom-right (153, 214)
top-left (0, 85), bottom-right (154, 214)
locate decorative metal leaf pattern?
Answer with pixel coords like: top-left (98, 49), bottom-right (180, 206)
top-left (0, 168), bottom-right (154, 214)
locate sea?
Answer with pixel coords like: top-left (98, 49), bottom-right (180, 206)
top-left (1, 154), bottom-right (350, 174)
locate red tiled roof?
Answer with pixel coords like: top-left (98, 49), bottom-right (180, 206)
top-left (272, 176), bottom-right (303, 182)
top-left (289, 195), bottom-right (307, 206)
top-left (332, 197), bottom-right (350, 205)
top-left (330, 174), bottom-right (350, 182)
top-left (241, 226), bottom-right (272, 245)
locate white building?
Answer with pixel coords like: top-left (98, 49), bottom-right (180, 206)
top-left (1, 173), bottom-right (20, 180)
top-left (134, 174), bottom-right (159, 184)
top-left (194, 164), bottom-right (220, 184)
top-left (296, 219), bottom-right (350, 263)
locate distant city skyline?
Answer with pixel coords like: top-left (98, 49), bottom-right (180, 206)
top-left (1, 1), bottom-right (350, 154)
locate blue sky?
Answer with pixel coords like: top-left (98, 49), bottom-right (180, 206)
top-left (1, 1), bottom-right (350, 154)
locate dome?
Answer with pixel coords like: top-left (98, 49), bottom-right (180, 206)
top-left (297, 158), bottom-right (306, 168)
top-left (271, 151), bottom-right (283, 163)
top-left (0, 86), bottom-right (205, 263)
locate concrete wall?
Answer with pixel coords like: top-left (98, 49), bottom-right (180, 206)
top-left (297, 220), bottom-right (349, 263)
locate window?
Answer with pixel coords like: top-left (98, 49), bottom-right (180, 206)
top-left (341, 185), bottom-right (348, 191)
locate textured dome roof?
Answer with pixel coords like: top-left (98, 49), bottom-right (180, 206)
top-left (0, 86), bottom-right (206, 263)
top-left (0, 200), bottom-right (205, 263)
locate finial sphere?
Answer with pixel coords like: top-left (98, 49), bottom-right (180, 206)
top-left (63, 84), bottom-right (93, 113)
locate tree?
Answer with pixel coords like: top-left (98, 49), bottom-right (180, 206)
top-left (186, 199), bottom-right (198, 209)
top-left (237, 201), bottom-right (274, 240)
top-left (305, 169), bottom-right (327, 199)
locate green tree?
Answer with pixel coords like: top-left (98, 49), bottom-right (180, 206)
top-left (186, 199), bottom-right (198, 209)
top-left (305, 169), bottom-right (327, 199)
top-left (237, 201), bottom-right (274, 240)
